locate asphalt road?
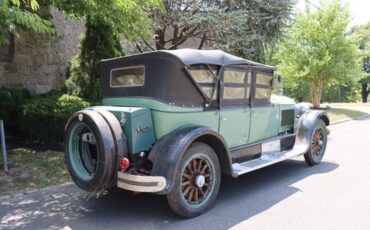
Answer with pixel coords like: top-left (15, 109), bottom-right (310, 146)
top-left (1, 115), bottom-right (370, 230)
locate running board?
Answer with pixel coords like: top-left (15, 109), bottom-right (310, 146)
top-left (232, 143), bottom-right (308, 177)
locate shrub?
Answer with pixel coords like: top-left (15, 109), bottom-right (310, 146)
top-left (0, 88), bottom-right (29, 133)
top-left (19, 92), bottom-right (90, 143)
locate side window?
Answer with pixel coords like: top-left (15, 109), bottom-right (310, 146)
top-left (254, 72), bottom-right (272, 100)
top-left (223, 68), bottom-right (251, 100)
top-left (110, 66), bottom-right (145, 87)
top-left (189, 65), bottom-right (219, 100)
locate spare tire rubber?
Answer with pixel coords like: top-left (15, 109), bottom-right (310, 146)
top-left (90, 108), bottom-right (128, 188)
top-left (64, 109), bottom-right (116, 192)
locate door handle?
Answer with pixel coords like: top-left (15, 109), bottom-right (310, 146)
top-left (222, 117), bottom-right (228, 122)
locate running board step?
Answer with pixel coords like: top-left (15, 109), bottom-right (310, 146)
top-left (232, 144), bottom-right (307, 177)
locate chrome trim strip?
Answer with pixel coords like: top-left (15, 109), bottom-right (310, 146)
top-left (117, 172), bottom-right (166, 193)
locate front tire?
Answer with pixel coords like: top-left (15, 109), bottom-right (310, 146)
top-left (304, 119), bottom-right (328, 166)
top-left (166, 142), bottom-right (221, 218)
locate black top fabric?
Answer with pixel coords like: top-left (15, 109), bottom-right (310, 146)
top-left (99, 49), bottom-right (275, 107)
top-left (162, 49), bottom-right (274, 69)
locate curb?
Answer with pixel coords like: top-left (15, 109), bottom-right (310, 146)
top-left (329, 114), bottom-right (370, 126)
top-left (0, 181), bottom-right (73, 201)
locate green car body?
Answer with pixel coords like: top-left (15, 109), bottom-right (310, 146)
top-left (64, 49), bottom-right (329, 217)
top-left (99, 95), bottom-right (295, 153)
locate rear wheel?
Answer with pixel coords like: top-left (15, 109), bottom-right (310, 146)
top-left (167, 142), bottom-right (221, 218)
top-left (304, 120), bottom-right (327, 166)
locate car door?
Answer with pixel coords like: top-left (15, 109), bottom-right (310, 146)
top-left (218, 66), bottom-right (252, 148)
top-left (248, 70), bottom-right (279, 143)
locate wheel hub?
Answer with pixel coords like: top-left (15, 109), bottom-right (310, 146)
top-left (195, 175), bottom-right (205, 188)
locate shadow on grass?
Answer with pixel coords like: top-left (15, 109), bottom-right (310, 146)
top-left (0, 159), bottom-right (338, 230)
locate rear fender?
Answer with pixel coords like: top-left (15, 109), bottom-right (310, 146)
top-left (148, 125), bottom-right (232, 194)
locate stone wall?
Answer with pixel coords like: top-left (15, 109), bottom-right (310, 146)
top-left (0, 7), bottom-right (84, 95)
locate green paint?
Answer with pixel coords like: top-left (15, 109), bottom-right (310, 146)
top-left (102, 97), bottom-right (203, 112)
top-left (219, 108), bottom-right (250, 148)
top-left (249, 106), bottom-right (280, 143)
top-left (100, 97), bottom-right (296, 153)
top-left (68, 122), bottom-right (94, 181)
top-left (151, 110), bottom-right (219, 139)
top-left (91, 106), bottom-right (155, 154)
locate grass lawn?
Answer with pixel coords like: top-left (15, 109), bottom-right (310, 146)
top-left (327, 102), bottom-right (370, 107)
top-left (325, 108), bottom-right (367, 124)
top-left (0, 148), bottom-right (69, 196)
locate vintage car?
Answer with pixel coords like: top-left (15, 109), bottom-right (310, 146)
top-left (64, 49), bottom-right (329, 217)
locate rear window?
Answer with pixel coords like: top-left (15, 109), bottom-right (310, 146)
top-left (110, 66), bottom-right (145, 87)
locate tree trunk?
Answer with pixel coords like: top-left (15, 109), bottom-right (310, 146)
top-left (311, 81), bottom-right (323, 109)
top-left (361, 83), bottom-right (369, 103)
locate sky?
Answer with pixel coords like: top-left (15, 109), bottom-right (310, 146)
top-left (296, 0), bottom-right (370, 27)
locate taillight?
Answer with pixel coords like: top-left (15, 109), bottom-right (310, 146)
top-left (119, 157), bottom-right (130, 171)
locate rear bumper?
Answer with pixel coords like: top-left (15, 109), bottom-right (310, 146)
top-left (117, 172), bottom-right (166, 193)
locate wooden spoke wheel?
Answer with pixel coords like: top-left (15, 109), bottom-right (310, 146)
top-left (181, 156), bottom-right (213, 204)
top-left (167, 142), bottom-right (221, 218)
top-left (304, 120), bottom-right (328, 166)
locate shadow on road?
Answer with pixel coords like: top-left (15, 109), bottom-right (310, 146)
top-left (0, 159), bottom-right (338, 230)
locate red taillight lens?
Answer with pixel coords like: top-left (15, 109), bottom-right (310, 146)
top-left (119, 157), bottom-right (130, 171)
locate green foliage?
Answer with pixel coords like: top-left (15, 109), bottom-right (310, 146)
top-left (59, 0), bottom-right (162, 101)
top-left (138, 0), bottom-right (293, 62)
top-left (0, 0), bottom-right (54, 44)
top-left (0, 88), bottom-right (29, 132)
top-left (271, 0), bottom-right (363, 107)
top-left (350, 22), bottom-right (370, 102)
top-left (65, 17), bottom-right (123, 101)
top-left (19, 92), bottom-right (90, 143)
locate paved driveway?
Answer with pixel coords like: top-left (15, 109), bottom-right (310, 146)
top-left (1, 116), bottom-right (370, 230)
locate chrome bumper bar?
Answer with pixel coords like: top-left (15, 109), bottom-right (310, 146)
top-left (117, 172), bottom-right (166, 193)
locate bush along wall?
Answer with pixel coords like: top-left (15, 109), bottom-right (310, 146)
top-left (19, 91), bottom-right (90, 143)
top-left (0, 88), bottom-right (30, 133)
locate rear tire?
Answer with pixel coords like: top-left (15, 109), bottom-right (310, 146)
top-left (304, 120), bottom-right (327, 166)
top-left (64, 111), bottom-right (116, 192)
top-left (166, 142), bottom-right (221, 218)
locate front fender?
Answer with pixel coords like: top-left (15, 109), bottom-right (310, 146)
top-left (295, 110), bottom-right (330, 153)
top-left (148, 125), bottom-right (231, 194)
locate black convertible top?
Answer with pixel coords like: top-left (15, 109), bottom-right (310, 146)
top-left (162, 49), bottom-right (274, 69)
top-left (99, 49), bottom-right (275, 107)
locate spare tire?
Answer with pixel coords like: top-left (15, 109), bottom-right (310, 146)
top-left (64, 110), bottom-right (117, 192)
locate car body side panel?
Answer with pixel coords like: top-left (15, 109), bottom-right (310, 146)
top-left (151, 110), bottom-right (220, 140)
top-left (249, 105), bottom-right (279, 143)
top-left (219, 107), bottom-right (250, 147)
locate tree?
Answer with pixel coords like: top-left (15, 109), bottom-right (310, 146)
top-left (136, 0), bottom-right (294, 62)
top-left (52, 0), bottom-right (163, 101)
top-left (273, 0), bottom-right (362, 108)
top-left (350, 23), bottom-right (370, 102)
top-left (0, 0), bottom-right (54, 44)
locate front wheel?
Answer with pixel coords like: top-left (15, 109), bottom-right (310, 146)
top-left (166, 142), bottom-right (221, 218)
top-left (304, 119), bottom-right (328, 166)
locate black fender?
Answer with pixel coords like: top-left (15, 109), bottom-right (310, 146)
top-left (295, 110), bottom-right (330, 153)
top-left (148, 125), bottom-right (232, 194)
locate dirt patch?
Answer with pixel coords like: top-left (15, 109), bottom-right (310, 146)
top-left (0, 148), bottom-right (70, 196)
